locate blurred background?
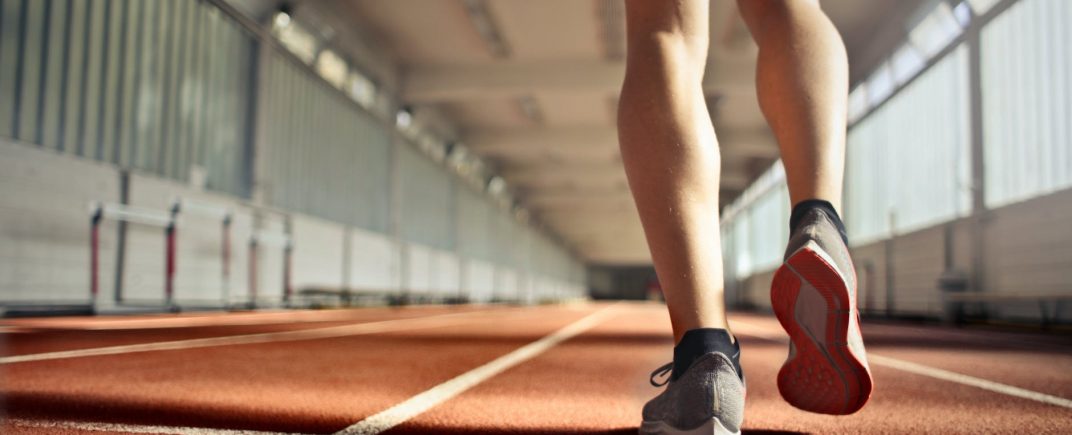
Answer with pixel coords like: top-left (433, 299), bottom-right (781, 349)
top-left (0, 0), bottom-right (1068, 328)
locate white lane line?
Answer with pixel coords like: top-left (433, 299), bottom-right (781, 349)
top-left (0, 308), bottom-right (474, 331)
top-left (0, 310), bottom-right (497, 365)
top-left (729, 319), bottom-right (1072, 409)
top-left (866, 354), bottom-right (1072, 409)
top-left (337, 304), bottom-right (621, 435)
top-left (7, 417), bottom-right (298, 435)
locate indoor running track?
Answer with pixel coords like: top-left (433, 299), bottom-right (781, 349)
top-left (1, 302), bottom-right (1070, 434)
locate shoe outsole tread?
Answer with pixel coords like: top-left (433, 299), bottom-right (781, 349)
top-left (771, 243), bottom-right (873, 415)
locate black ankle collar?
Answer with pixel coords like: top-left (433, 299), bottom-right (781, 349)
top-left (790, 199), bottom-right (848, 245)
top-left (672, 328), bottom-right (742, 381)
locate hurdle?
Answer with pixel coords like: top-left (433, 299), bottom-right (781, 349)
top-left (248, 229), bottom-right (292, 308)
top-left (171, 198), bottom-right (233, 306)
top-left (89, 202), bottom-right (174, 309)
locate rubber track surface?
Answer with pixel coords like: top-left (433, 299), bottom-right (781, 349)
top-left (2, 303), bottom-right (1070, 434)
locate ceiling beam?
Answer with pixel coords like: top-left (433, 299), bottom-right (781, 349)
top-left (719, 129), bottom-right (781, 159)
top-left (467, 126), bottom-right (617, 152)
top-left (502, 163), bottom-right (628, 185)
top-left (509, 174), bottom-right (631, 191)
top-left (403, 59), bottom-right (753, 102)
top-left (467, 126), bottom-right (777, 159)
top-left (526, 193), bottom-right (635, 210)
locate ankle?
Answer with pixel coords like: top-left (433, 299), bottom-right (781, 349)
top-left (790, 198), bottom-right (848, 245)
top-left (672, 328), bottom-right (740, 381)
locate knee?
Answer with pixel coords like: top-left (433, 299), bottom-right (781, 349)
top-left (624, 29), bottom-right (709, 82)
top-left (624, 1), bottom-right (709, 73)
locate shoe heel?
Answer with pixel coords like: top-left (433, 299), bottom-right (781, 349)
top-left (771, 243), bottom-right (873, 415)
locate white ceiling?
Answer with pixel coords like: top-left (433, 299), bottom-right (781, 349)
top-left (295, 0), bottom-right (923, 266)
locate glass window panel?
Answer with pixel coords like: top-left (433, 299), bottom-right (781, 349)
top-left (909, 2), bottom-right (963, 58)
top-left (97, 0), bottom-right (125, 164)
top-left (315, 49), bottom-right (348, 88)
top-left (845, 47), bottom-right (971, 243)
top-left (982, 0), bottom-right (1072, 207)
top-left (348, 70), bottom-right (376, 108)
top-left (157, 0), bottom-right (179, 178)
top-left (132, 0), bottom-right (162, 170)
top-left (60, 0), bottom-right (88, 154)
top-left (890, 43), bottom-right (926, 85)
top-left (171, 0), bottom-right (197, 181)
top-left (16, 0), bottom-right (46, 143)
top-left (847, 84), bottom-right (869, 124)
top-left (78, 0), bottom-right (105, 159)
top-left (117, 0), bottom-right (143, 166)
top-left (0, 0), bottom-right (24, 138)
top-left (967, 0), bottom-right (1002, 15)
top-left (40, 0), bottom-right (71, 150)
top-left (866, 63), bottom-right (895, 107)
top-left (273, 18), bottom-right (318, 64)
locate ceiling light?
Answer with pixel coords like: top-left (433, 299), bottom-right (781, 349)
top-left (273, 12), bottom-right (291, 29)
top-left (461, 0), bottom-right (511, 58)
top-left (518, 96), bottom-right (544, 125)
top-left (487, 176), bottom-right (506, 195)
top-left (395, 107), bottom-right (413, 128)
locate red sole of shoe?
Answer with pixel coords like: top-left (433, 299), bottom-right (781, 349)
top-left (771, 244), bottom-right (873, 415)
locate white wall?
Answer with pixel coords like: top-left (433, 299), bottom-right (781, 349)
top-left (498, 269), bottom-right (519, 302)
top-left (347, 227), bottom-right (399, 291)
top-left (432, 249), bottom-right (461, 296)
top-left (291, 215), bottom-right (346, 294)
top-left (0, 142), bottom-right (585, 308)
top-left (0, 141), bottom-right (119, 304)
top-left (405, 244), bottom-right (433, 296)
top-left (466, 260), bottom-right (496, 302)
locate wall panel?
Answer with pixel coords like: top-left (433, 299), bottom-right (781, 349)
top-left (0, 141), bottom-right (120, 303)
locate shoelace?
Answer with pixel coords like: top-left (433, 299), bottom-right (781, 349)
top-left (649, 362), bottom-right (673, 387)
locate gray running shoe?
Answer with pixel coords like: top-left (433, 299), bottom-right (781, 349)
top-left (771, 207), bottom-right (873, 415)
top-left (639, 351), bottom-right (745, 435)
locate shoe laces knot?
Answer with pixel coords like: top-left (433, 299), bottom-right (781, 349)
top-left (649, 362), bottom-right (673, 387)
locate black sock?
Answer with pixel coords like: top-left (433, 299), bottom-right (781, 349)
top-left (790, 199), bottom-right (849, 245)
top-left (672, 328), bottom-right (742, 381)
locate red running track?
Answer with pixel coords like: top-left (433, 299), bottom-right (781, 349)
top-left (1, 302), bottom-right (1070, 434)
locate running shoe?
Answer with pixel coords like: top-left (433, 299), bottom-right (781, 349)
top-left (771, 207), bottom-right (873, 415)
top-left (640, 338), bottom-right (745, 435)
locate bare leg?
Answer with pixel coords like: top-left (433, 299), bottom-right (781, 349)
top-left (739, 1), bottom-right (875, 415)
top-left (619, 0), bottom-right (727, 343)
top-left (738, 0), bottom-right (849, 210)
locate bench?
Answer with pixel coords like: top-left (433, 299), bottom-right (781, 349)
top-left (942, 290), bottom-right (1072, 328)
top-left (297, 287), bottom-right (398, 307)
top-left (297, 287), bottom-right (470, 307)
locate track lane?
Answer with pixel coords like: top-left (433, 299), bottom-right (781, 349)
top-left (386, 303), bottom-right (671, 434)
top-left (730, 313), bottom-right (1072, 434)
top-left (388, 305), bottom-right (1071, 434)
top-left (0, 306), bottom-right (489, 356)
top-left (2, 303), bottom-right (1070, 434)
top-left (1, 305), bottom-right (602, 433)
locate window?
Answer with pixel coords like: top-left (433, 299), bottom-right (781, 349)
top-left (848, 85), bottom-right (870, 124)
top-left (866, 63), bottom-right (895, 107)
top-left (967, 0), bottom-right (1002, 15)
top-left (981, 0), bottom-right (1072, 207)
top-left (890, 43), bottom-right (927, 85)
top-left (845, 47), bottom-right (972, 244)
top-left (315, 49), bottom-right (348, 88)
top-left (909, 2), bottom-right (963, 58)
top-left (272, 12), bottom-right (318, 64)
top-left (348, 71), bottom-right (376, 108)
